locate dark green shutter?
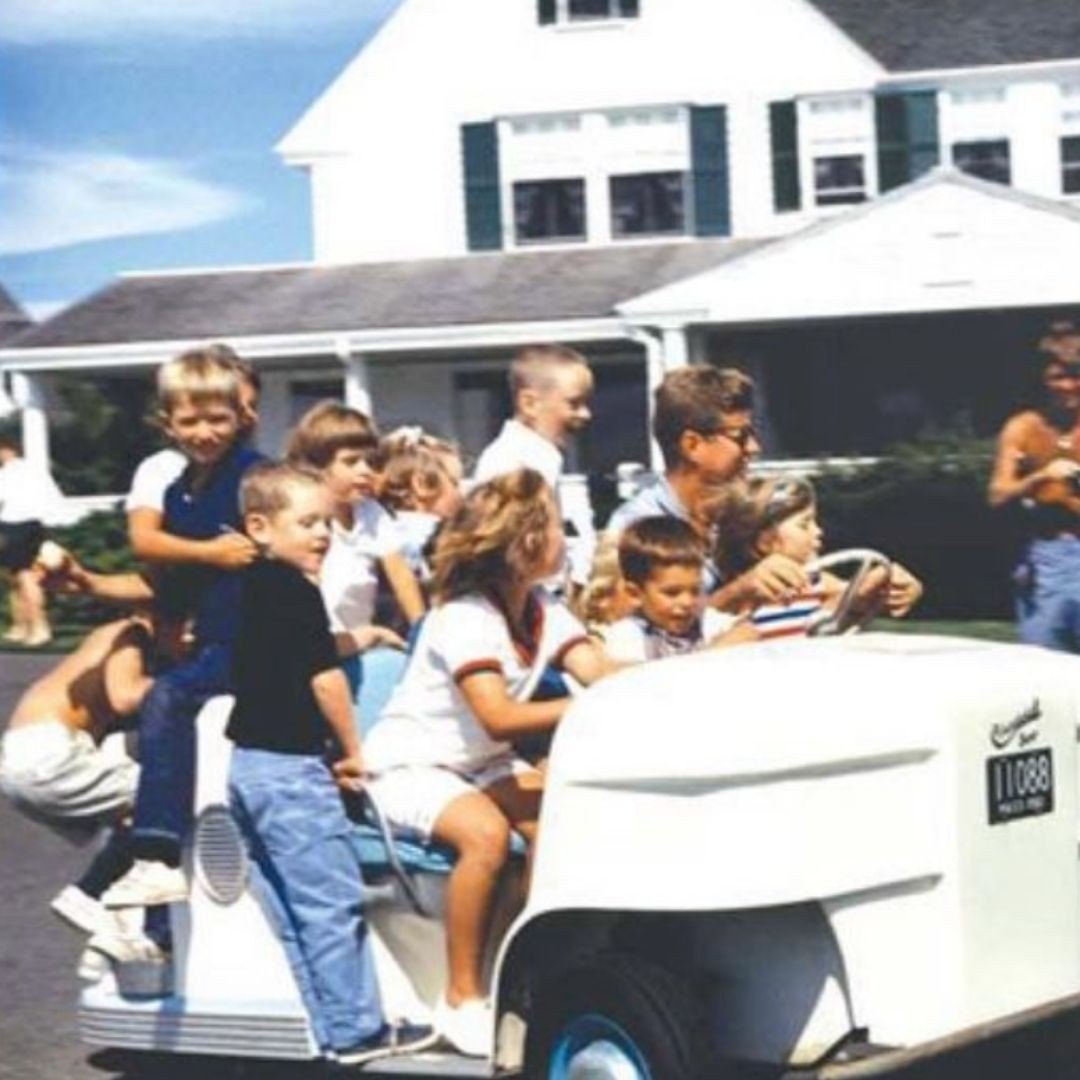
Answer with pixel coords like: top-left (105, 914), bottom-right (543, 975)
top-left (875, 91), bottom-right (940, 193)
top-left (461, 122), bottom-right (503, 251)
top-left (769, 100), bottom-right (800, 212)
top-left (618, 0), bottom-right (640, 16)
top-left (690, 105), bottom-right (730, 237)
top-left (538, 0), bottom-right (556, 24)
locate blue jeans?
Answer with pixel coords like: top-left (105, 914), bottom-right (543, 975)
top-left (1015, 536), bottom-right (1080, 653)
top-left (228, 749), bottom-right (384, 1052)
top-left (132, 644), bottom-right (232, 855)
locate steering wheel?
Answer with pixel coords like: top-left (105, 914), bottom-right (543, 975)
top-left (805, 548), bottom-right (892, 637)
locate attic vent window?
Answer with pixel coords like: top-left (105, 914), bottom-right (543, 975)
top-left (538, 0), bottom-right (639, 25)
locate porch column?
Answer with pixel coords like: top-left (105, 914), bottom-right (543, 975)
top-left (660, 324), bottom-right (689, 371)
top-left (11, 372), bottom-right (50, 470)
top-left (627, 327), bottom-right (667, 472)
top-left (340, 348), bottom-right (372, 416)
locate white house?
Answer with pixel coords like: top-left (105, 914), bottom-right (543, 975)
top-left (4, 0), bottom-right (1080, 497)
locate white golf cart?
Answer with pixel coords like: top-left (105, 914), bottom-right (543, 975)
top-left (78, 554), bottom-right (1080, 1077)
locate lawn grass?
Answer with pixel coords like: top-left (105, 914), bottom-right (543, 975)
top-left (869, 619), bottom-right (1016, 643)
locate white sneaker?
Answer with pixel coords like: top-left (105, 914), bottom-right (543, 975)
top-left (76, 947), bottom-right (111, 983)
top-left (101, 860), bottom-right (187, 908)
top-left (434, 995), bottom-right (492, 1057)
top-left (50, 885), bottom-right (115, 936)
top-left (87, 930), bottom-right (168, 965)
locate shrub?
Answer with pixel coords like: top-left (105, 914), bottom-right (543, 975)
top-left (814, 425), bottom-right (1020, 619)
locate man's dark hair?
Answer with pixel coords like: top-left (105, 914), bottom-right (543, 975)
top-left (653, 367), bottom-right (754, 468)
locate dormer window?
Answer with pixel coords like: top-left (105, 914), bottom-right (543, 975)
top-left (538, 0), bottom-right (639, 25)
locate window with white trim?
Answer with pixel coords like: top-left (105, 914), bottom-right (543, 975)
top-left (951, 139), bottom-right (1011, 185)
top-left (513, 178), bottom-right (586, 243)
top-left (538, 0), bottom-right (639, 24)
top-left (813, 155), bottom-right (866, 206)
top-left (610, 171), bottom-right (686, 237)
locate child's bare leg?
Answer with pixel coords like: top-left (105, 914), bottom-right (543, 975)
top-left (431, 790), bottom-right (512, 1005)
top-left (17, 569), bottom-right (49, 642)
top-left (484, 769), bottom-right (544, 892)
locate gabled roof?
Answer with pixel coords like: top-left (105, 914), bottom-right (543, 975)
top-left (620, 168), bottom-right (1080, 323)
top-left (0, 285), bottom-right (31, 344)
top-left (808, 0), bottom-right (1080, 72)
top-left (5, 240), bottom-right (768, 352)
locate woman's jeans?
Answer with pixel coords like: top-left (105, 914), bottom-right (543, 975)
top-left (1015, 535), bottom-right (1080, 653)
top-left (228, 748), bottom-right (384, 1052)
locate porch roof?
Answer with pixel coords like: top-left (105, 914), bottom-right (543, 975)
top-left (809, 0), bottom-right (1080, 73)
top-left (2, 239), bottom-right (766, 356)
top-left (618, 169), bottom-right (1080, 326)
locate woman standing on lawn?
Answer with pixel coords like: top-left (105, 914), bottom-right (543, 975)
top-left (989, 320), bottom-right (1080, 653)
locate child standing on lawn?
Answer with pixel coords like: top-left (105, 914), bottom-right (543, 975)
top-left (104, 348), bottom-right (263, 908)
top-left (225, 461), bottom-right (434, 1065)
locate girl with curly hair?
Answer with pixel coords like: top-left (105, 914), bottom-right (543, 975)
top-left (362, 468), bottom-right (616, 1055)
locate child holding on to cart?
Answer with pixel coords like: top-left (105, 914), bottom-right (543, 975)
top-left (103, 348), bottom-right (263, 908)
top-left (225, 462), bottom-right (434, 1066)
top-left (286, 402), bottom-right (423, 658)
top-left (363, 468), bottom-right (618, 1056)
top-left (711, 476), bottom-right (922, 638)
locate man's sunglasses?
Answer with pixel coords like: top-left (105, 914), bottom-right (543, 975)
top-left (700, 424), bottom-right (758, 450)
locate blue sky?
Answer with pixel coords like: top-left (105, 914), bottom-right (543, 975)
top-left (0, 0), bottom-right (401, 320)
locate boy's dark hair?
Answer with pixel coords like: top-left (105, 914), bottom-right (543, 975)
top-left (0, 434), bottom-right (19, 454)
top-left (285, 401), bottom-right (379, 470)
top-left (618, 515), bottom-right (705, 586)
top-left (509, 343), bottom-right (590, 400)
top-left (653, 367), bottom-right (754, 469)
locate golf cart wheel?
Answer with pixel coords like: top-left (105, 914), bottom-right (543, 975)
top-left (524, 953), bottom-right (709, 1080)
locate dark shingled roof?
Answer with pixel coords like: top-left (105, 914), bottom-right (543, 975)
top-left (0, 284), bottom-right (31, 344)
top-left (7, 240), bottom-right (768, 351)
top-left (809, 0), bottom-right (1080, 71)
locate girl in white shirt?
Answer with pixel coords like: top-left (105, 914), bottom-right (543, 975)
top-left (286, 402), bottom-right (425, 655)
top-left (364, 468), bottom-right (617, 1055)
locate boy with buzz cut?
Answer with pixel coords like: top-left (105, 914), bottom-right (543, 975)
top-left (225, 462), bottom-right (434, 1066)
top-left (603, 515), bottom-right (749, 662)
top-left (103, 347), bottom-right (263, 909)
top-left (474, 343), bottom-right (596, 584)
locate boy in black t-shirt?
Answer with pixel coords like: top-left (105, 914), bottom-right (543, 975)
top-left (226, 462), bottom-right (433, 1066)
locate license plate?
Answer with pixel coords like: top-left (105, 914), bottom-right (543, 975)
top-left (987, 748), bottom-right (1054, 825)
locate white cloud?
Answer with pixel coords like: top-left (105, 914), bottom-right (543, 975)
top-left (0, 0), bottom-right (400, 43)
top-left (0, 144), bottom-right (253, 255)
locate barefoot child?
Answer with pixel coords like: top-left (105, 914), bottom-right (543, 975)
top-left (225, 462), bottom-right (433, 1065)
top-left (363, 468), bottom-right (618, 1056)
top-left (0, 559), bottom-right (181, 971)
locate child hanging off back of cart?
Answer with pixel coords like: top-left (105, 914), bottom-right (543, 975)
top-left (711, 476), bottom-right (922, 638)
top-left (362, 468), bottom-right (620, 1056)
top-left (224, 461), bottom-right (434, 1066)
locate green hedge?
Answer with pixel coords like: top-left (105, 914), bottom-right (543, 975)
top-left (813, 430), bottom-right (1019, 620)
